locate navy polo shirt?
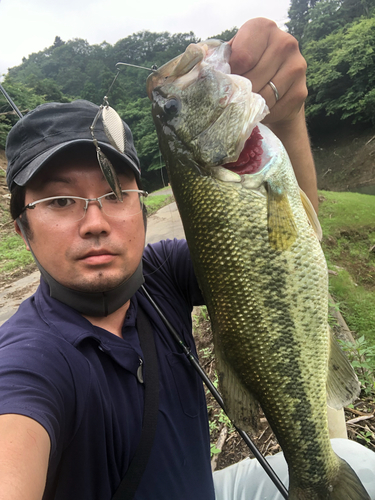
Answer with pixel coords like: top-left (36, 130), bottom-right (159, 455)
top-left (0, 239), bottom-right (215, 500)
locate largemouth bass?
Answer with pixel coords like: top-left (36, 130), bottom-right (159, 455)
top-left (147, 41), bottom-right (370, 499)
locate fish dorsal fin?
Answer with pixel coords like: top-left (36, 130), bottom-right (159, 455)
top-left (266, 181), bottom-right (298, 251)
top-left (300, 188), bottom-right (323, 241)
top-left (326, 329), bottom-right (361, 410)
top-left (215, 347), bottom-right (261, 434)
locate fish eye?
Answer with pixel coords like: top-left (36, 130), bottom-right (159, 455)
top-left (164, 98), bottom-right (180, 116)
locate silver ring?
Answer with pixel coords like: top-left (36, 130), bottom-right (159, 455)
top-left (268, 81), bottom-right (279, 102)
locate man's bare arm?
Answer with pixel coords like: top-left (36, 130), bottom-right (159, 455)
top-left (268, 107), bottom-right (318, 212)
top-left (0, 414), bottom-right (50, 500)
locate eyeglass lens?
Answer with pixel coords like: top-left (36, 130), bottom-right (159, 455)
top-left (30, 191), bottom-right (145, 223)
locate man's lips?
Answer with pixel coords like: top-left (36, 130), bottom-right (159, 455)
top-left (78, 250), bottom-right (117, 265)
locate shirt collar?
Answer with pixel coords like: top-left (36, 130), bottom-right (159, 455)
top-left (35, 277), bottom-right (139, 348)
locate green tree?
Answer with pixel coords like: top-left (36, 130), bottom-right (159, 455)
top-left (208, 27), bottom-right (238, 41)
top-left (288, 0), bottom-right (375, 46)
top-left (121, 98), bottom-right (164, 186)
top-left (339, 0), bottom-right (375, 21)
top-left (287, 0), bottom-right (318, 42)
top-left (53, 36), bottom-right (65, 49)
top-left (302, 0), bottom-right (343, 42)
top-left (0, 78), bottom-right (47, 148)
top-left (304, 17), bottom-right (375, 127)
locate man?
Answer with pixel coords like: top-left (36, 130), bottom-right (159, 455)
top-left (1, 17), bottom-right (374, 500)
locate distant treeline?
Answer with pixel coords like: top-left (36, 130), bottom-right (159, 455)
top-left (287, 0), bottom-right (375, 132)
top-left (0, 28), bottom-right (236, 189)
top-left (1, 0), bottom-right (375, 188)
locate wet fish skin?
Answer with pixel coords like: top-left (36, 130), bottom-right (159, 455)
top-left (147, 41), bottom-right (370, 499)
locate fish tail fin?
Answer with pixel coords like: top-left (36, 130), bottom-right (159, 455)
top-left (289, 455), bottom-right (371, 499)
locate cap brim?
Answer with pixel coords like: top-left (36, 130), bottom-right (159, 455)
top-left (13, 138), bottom-right (141, 187)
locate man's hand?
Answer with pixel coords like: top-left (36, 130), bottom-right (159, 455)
top-left (229, 17), bottom-right (307, 125)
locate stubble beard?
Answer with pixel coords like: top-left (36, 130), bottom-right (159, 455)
top-left (67, 269), bottom-right (133, 293)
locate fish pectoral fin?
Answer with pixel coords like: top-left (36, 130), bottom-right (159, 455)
top-left (266, 181), bottom-right (298, 251)
top-left (326, 329), bottom-right (361, 410)
top-left (216, 349), bottom-right (261, 433)
top-left (299, 188), bottom-right (323, 241)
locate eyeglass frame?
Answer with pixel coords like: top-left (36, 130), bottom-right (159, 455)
top-left (20, 189), bottom-right (148, 221)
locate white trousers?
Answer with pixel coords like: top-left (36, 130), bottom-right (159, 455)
top-left (213, 439), bottom-right (375, 499)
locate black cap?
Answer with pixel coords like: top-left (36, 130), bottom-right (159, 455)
top-left (6, 99), bottom-right (141, 191)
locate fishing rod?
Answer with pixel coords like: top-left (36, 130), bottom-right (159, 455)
top-left (0, 83), bottom-right (23, 118)
top-left (141, 285), bottom-right (289, 499)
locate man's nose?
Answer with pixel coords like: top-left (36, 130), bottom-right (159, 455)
top-left (78, 201), bottom-right (111, 235)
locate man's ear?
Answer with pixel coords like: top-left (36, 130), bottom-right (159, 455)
top-left (14, 220), bottom-right (30, 251)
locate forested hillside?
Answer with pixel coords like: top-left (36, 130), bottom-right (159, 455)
top-left (0, 28), bottom-right (236, 190)
top-left (1, 0), bottom-right (375, 189)
top-left (287, 0), bottom-right (375, 132)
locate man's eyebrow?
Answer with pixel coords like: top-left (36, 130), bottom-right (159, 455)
top-left (41, 176), bottom-right (74, 185)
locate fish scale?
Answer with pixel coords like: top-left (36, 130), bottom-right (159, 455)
top-left (147, 39), bottom-right (370, 499)
top-left (170, 154), bottom-right (334, 483)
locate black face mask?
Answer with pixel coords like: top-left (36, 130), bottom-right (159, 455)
top-left (16, 218), bottom-right (144, 317)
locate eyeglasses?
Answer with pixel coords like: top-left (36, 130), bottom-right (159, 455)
top-left (21, 189), bottom-right (148, 223)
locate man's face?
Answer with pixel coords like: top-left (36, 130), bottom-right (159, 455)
top-left (18, 155), bottom-right (145, 293)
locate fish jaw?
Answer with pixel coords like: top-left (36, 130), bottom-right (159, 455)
top-left (148, 40), bottom-right (269, 169)
top-left (146, 39), bottom-right (230, 99)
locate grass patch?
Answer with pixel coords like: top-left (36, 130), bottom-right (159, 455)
top-left (144, 194), bottom-right (173, 215)
top-left (319, 190), bottom-right (375, 232)
top-left (330, 270), bottom-right (375, 345)
top-left (319, 190), bottom-right (375, 344)
top-left (0, 234), bottom-right (33, 273)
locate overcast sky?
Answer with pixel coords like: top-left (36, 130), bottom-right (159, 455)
top-left (0, 0), bottom-right (291, 78)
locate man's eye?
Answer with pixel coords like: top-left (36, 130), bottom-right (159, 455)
top-left (104, 193), bottom-right (118, 202)
top-left (49, 198), bottom-right (75, 208)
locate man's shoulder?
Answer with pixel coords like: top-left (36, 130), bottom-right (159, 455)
top-left (143, 238), bottom-right (188, 261)
top-left (0, 289), bottom-right (91, 399)
top-left (142, 238), bottom-right (192, 277)
top-left (0, 291), bottom-right (47, 337)
top-left (0, 287), bottom-right (88, 364)
top-left (141, 238), bottom-right (204, 308)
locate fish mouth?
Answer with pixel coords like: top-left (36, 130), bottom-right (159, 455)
top-left (147, 40), bottom-right (231, 98)
top-left (148, 40), bottom-right (270, 176)
top-left (222, 126), bottom-right (269, 176)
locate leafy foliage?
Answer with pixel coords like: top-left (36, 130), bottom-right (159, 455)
top-left (0, 77), bottom-right (48, 149)
top-left (286, 0), bottom-right (375, 129)
top-left (304, 17), bottom-right (375, 126)
top-left (208, 28), bottom-right (238, 41)
top-left (339, 336), bottom-right (375, 397)
top-left (287, 0), bottom-right (375, 46)
top-left (1, 29), bottom-right (208, 189)
top-left (287, 0), bottom-right (319, 42)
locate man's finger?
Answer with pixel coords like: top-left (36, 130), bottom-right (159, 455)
top-left (229, 18), bottom-right (277, 75)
